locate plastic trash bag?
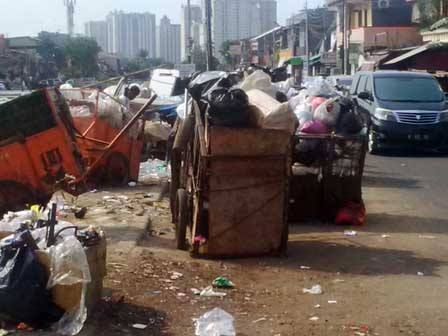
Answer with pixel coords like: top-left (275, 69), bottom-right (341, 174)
top-left (194, 308), bottom-right (236, 336)
top-left (308, 77), bottom-right (334, 98)
top-left (335, 202), bottom-right (366, 226)
top-left (246, 89), bottom-right (298, 134)
top-left (300, 120), bottom-right (329, 134)
top-left (206, 88), bottom-right (250, 127)
top-left (240, 70), bottom-right (276, 98)
top-left (289, 89), bottom-right (310, 111)
top-left (294, 103), bottom-right (313, 126)
top-left (188, 71), bottom-right (227, 100)
top-left (271, 77), bottom-right (294, 94)
top-left (314, 98), bottom-right (341, 127)
top-left (139, 159), bottom-right (170, 183)
top-left (0, 210), bottom-right (37, 233)
top-left (47, 236), bottom-right (91, 335)
top-left (0, 231), bottom-right (64, 328)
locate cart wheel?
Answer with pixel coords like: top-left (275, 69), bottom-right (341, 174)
top-left (104, 153), bottom-right (130, 186)
top-left (176, 189), bottom-right (189, 250)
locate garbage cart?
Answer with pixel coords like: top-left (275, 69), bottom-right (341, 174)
top-left (288, 131), bottom-right (368, 223)
top-left (171, 99), bottom-right (291, 258)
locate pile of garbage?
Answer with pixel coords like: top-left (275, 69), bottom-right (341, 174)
top-left (185, 70), bottom-right (298, 135)
top-left (0, 202), bottom-right (105, 335)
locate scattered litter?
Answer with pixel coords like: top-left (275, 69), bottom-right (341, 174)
top-left (314, 304), bottom-right (321, 308)
top-left (328, 300), bottom-right (338, 304)
top-left (417, 272), bottom-right (424, 276)
top-left (332, 279), bottom-right (345, 283)
top-left (177, 293), bottom-right (187, 297)
top-left (191, 288), bottom-right (201, 295)
top-left (194, 308), bottom-right (235, 336)
top-left (252, 317), bottom-right (267, 324)
top-left (418, 235), bottom-right (436, 239)
top-left (152, 290), bottom-right (162, 295)
top-left (303, 285), bottom-right (323, 295)
top-left (213, 277), bottom-right (235, 288)
top-left (300, 266), bottom-right (311, 270)
top-left (170, 271), bottom-right (184, 280)
top-left (381, 234), bottom-right (391, 238)
top-left (354, 332), bottom-right (366, 336)
top-left (344, 230), bottom-right (358, 237)
top-left (128, 181), bottom-right (137, 187)
top-left (132, 324), bottom-right (148, 330)
top-left (89, 189), bottom-right (99, 193)
top-left (199, 286), bottom-right (227, 298)
top-left (309, 316), bottom-right (320, 321)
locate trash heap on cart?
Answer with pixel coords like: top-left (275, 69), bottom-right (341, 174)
top-left (171, 70), bottom-right (368, 258)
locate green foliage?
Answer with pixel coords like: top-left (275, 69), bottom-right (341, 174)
top-left (64, 37), bottom-right (101, 78)
top-left (219, 40), bottom-right (234, 66)
top-left (126, 56), bottom-right (166, 73)
top-left (416, 0), bottom-right (448, 28)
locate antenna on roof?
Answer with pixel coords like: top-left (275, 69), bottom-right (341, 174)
top-left (63, 0), bottom-right (76, 36)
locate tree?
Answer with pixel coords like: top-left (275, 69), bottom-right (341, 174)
top-left (219, 40), bottom-right (234, 66)
top-left (37, 33), bottom-right (66, 78)
top-left (64, 37), bottom-right (101, 77)
top-left (416, 0), bottom-right (448, 28)
top-left (137, 49), bottom-right (149, 59)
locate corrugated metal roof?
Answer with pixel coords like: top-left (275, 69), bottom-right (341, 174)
top-left (250, 26), bottom-right (283, 41)
top-left (384, 44), bottom-right (430, 65)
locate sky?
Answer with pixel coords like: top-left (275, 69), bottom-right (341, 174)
top-left (0, 0), bottom-right (323, 37)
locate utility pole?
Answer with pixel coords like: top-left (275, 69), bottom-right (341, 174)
top-left (187, 0), bottom-right (192, 63)
top-left (205, 0), bottom-right (214, 70)
top-left (342, 0), bottom-right (349, 75)
top-left (305, 0), bottom-right (310, 77)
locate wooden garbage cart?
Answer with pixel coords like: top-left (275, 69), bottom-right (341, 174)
top-left (171, 97), bottom-right (292, 258)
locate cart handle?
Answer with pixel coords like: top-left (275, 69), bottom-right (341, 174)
top-left (69, 94), bottom-right (158, 186)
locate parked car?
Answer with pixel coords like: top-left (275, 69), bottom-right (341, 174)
top-left (351, 71), bottom-right (448, 153)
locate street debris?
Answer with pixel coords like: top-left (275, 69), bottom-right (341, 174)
top-left (128, 181), bottom-right (137, 187)
top-left (309, 316), bottom-right (320, 321)
top-left (132, 324), bottom-right (148, 330)
top-left (417, 272), bottom-right (424, 276)
top-left (170, 271), bottom-right (184, 280)
top-left (198, 286), bottom-right (227, 298)
top-left (328, 300), bottom-right (338, 304)
top-left (252, 317), bottom-right (267, 324)
top-left (344, 230), bottom-right (358, 237)
top-left (194, 308), bottom-right (236, 336)
top-left (314, 304), bottom-right (321, 308)
top-left (418, 235), bottom-right (436, 239)
top-left (213, 277), bottom-right (235, 288)
top-left (381, 234), bottom-right (391, 238)
top-left (303, 285), bottom-right (323, 295)
top-left (300, 266), bottom-right (311, 270)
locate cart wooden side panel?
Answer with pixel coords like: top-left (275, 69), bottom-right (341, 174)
top-left (197, 128), bottom-right (291, 257)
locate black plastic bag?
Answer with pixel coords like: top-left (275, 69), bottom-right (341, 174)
top-left (206, 88), bottom-right (251, 127)
top-left (0, 232), bottom-right (64, 327)
top-left (188, 71), bottom-right (228, 101)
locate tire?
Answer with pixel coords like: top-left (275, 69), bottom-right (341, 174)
top-left (104, 153), bottom-right (130, 186)
top-left (368, 128), bottom-right (380, 155)
top-left (175, 189), bottom-right (189, 250)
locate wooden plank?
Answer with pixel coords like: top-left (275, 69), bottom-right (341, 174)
top-left (209, 128), bottom-right (290, 157)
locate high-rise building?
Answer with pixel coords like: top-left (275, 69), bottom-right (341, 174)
top-left (106, 11), bottom-right (156, 58)
top-left (181, 4), bottom-right (203, 61)
top-left (85, 21), bottom-right (108, 52)
top-left (203, 0), bottom-right (277, 56)
top-left (158, 16), bottom-right (181, 64)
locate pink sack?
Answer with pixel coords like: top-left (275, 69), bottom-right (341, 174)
top-left (300, 120), bottom-right (329, 134)
top-left (310, 96), bottom-right (327, 112)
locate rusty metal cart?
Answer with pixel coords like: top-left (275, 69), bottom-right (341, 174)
top-left (171, 98), bottom-right (292, 258)
top-left (288, 131), bottom-right (368, 223)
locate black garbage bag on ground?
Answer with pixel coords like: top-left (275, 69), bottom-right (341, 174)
top-left (0, 232), bottom-right (64, 328)
top-left (206, 87), bottom-right (251, 127)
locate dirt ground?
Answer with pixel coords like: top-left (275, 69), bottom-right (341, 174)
top-left (43, 176), bottom-right (444, 336)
